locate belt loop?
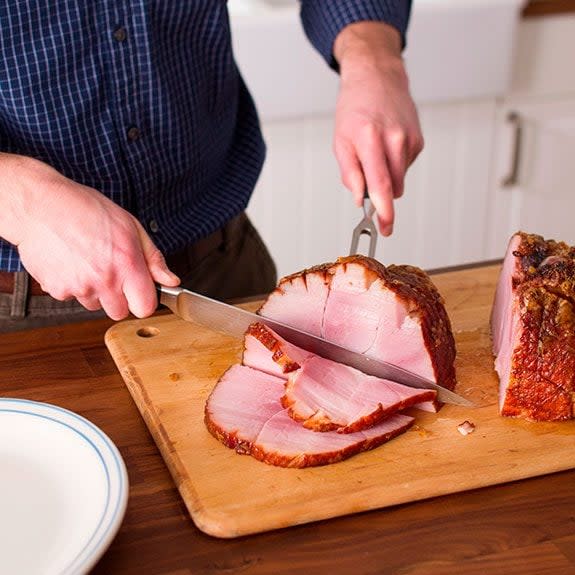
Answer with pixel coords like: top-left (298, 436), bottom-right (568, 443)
top-left (11, 271), bottom-right (30, 319)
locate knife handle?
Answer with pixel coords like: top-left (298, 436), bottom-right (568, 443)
top-left (156, 284), bottom-right (182, 313)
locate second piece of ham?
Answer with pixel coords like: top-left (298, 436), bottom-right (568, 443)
top-left (205, 255), bottom-right (456, 468)
top-left (491, 231), bottom-right (575, 421)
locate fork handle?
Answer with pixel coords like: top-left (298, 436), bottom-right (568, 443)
top-left (363, 192), bottom-right (375, 218)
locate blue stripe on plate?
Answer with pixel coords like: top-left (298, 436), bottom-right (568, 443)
top-left (0, 398), bottom-right (128, 575)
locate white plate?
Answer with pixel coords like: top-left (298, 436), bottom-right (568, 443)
top-left (0, 398), bottom-right (129, 575)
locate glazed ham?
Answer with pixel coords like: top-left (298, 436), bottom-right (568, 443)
top-left (243, 322), bottom-right (436, 433)
top-left (258, 256), bottom-right (456, 393)
top-left (491, 232), bottom-right (575, 421)
top-left (205, 256), bottom-right (457, 467)
top-left (205, 364), bottom-right (414, 468)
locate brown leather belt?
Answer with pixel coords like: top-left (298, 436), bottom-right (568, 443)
top-left (0, 271), bottom-right (46, 296)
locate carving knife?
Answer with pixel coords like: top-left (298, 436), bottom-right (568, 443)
top-left (157, 285), bottom-right (474, 407)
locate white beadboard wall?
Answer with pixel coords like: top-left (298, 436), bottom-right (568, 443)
top-left (247, 99), bottom-right (498, 279)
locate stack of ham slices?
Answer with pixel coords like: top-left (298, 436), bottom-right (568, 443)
top-left (491, 231), bottom-right (575, 421)
top-left (205, 255), bottom-right (458, 468)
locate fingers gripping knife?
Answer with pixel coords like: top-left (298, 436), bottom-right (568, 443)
top-left (349, 191), bottom-right (378, 258)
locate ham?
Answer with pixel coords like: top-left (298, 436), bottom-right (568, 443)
top-left (242, 322), bottom-right (313, 378)
top-left (284, 355), bottom-right (436, 433)
top-left (205, 256), bottom-right (457, 467)
top-left (243, 322), bottom-right (436, 433)
top-left (258, 255), bottom-right (456, 395)
top-left (491, 232), bottom-right (575, 421)
top-left (205, 364), bottom-right (414, 468)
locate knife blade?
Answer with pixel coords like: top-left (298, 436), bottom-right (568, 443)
top-left (157, 285), bottom-right (474, 408)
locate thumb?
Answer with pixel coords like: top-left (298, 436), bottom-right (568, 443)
top-left (135, 220), bottom-right (180, 286)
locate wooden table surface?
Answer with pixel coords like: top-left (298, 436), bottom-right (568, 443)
top-left (1, 263), bottom-right (575, 575)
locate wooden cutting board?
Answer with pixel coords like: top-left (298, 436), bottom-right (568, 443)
top-left (105, 263), bottom-right (575, 538)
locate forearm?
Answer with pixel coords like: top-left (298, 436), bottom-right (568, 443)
top-left (330, 21), bottom-right (423, 236)
top-left (300, 1), bottom-right (412, 70)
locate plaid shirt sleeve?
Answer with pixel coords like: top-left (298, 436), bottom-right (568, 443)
top-left (299, 0), bottom-right (413, 69)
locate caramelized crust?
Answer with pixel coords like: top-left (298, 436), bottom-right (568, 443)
top-left (511, 231), bottom-right (575, 287)
top-left (496, 232), bottom-right (575, 421)
top-left (503, 280), bottom-right (575, 420)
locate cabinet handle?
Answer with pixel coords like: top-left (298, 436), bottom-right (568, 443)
top-left (502, 111), bottom-right (522, 188)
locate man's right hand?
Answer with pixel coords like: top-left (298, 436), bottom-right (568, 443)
top-left (0, 153), bottom-right (179, 320)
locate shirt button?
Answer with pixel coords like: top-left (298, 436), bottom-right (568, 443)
top-left (113, 27), bottom-right (127, 42)
top-left (149, 220), bottom-right (159, 233)
top-left (127, 126), bottom-right (141, 141)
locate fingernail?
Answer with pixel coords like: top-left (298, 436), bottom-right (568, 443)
top-left (382, 224), bottom-right (393, 237)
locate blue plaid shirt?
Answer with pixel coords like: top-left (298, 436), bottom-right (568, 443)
top-left (0, 1), bottom-right (411, 271)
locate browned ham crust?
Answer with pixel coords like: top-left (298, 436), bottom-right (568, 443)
top-left (245, 323), bottom-right (302, 374)
top-left (492, 232), bottom-right (575, 421)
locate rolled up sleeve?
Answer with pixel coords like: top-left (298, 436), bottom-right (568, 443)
top-left (300, 0), bottom-right (413, 70)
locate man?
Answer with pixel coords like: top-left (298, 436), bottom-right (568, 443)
top-left (0, 1), bottom-right (422, 332)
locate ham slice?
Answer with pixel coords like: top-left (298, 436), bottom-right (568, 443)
top-left (284, 356), bottom-right (436, 433)
top-left (205, 364), bottom-right (414, 468)
top-left (491, 231), bottom-right (575, 421)
top-left (243, 322), bottom-right (436, 432)
top-left (242, 322), bottom-right (313, 378)
top-left (258, 256), bottom-right (456, 397)
top-left (205, 364), bottom-right (287, 455)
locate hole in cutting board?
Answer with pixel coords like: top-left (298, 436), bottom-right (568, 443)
top-left (136, 326), bottom-right (160, 338)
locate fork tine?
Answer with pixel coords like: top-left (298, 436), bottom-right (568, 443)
top-left (349, 195), bottom-right (378, 258)
top-left (350, 223), bottom-right (377, 258)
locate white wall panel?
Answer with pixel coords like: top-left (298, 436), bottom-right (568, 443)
top-left (248, 99), bottom-right (498, 279)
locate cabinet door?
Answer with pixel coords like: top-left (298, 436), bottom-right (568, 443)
top-left (488, 97), bottom-right (575, 256)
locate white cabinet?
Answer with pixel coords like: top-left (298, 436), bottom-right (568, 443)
top-left (392, 99), bottom-right (497, 269)
top-left (487, 97), bottom-right (575, 257)
top-left (486, 14), bottom-right (575, 257)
